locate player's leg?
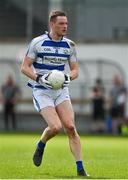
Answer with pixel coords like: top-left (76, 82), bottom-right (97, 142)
top-left (56, 100), bottom-right (89, 176)
top-left (56, 100), bottom-right (81, 160)
top-left (33, 106), bottom-right (62, 166)
top-left (40, 107), bottom-right (62, 143)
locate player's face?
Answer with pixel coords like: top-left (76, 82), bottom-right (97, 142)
top-left (51, 16), bottom-right (68, 37)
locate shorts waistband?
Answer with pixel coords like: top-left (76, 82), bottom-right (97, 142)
top-left (27, 82), bottom-right (47, 89)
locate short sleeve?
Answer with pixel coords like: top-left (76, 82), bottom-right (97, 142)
top-left (26, 39), bottom-right (37, 59)
top-left (69, 41), bottom-right (77, 62)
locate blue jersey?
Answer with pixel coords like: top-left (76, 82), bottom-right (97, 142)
top-left (26, 33), bottom-right (77, 89)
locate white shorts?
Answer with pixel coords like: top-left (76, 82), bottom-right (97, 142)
top-left (32, 87), bottom-right (70, 112)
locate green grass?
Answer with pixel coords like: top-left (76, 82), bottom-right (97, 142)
top-left (0, 133), bottom-right (128, 179)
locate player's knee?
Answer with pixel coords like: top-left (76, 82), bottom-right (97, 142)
top-left (65, 124), bottom-right (76, 136)
top-left (51, 124), bottom-right (62, 135)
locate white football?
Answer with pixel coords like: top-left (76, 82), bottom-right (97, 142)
top-left (48, 70), bottom-right (65, 90)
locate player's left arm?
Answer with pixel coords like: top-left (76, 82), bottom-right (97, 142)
top-left (68, 40), bottom-right (79, 81)
top-left (63, 61), bottom-right (78, 88)
top-left (69, 61), bottom-right (79, 81)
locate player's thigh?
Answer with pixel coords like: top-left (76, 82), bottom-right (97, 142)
top-left (33, 89), bottom-right (54, 111)
top-left (56, 100), bottom-right (75, 128)
top-left (40, 107), bottom-right (62, 129)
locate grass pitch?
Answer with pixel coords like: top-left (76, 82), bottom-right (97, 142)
top-left (0, 133), bottom-right (128, 179)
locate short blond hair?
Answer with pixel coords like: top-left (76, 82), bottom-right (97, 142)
top-left (49, 10), bottom-right (66, 22)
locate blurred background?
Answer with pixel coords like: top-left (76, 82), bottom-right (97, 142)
top-left (0, 0), bottom-right (128, 135)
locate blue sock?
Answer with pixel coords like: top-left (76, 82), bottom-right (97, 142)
top-left (37, 140), bottom-right (46, 151)
top-left (76, 161), bottom-right (84, 171)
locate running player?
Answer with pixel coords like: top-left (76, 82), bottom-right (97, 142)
top-left (21, 10), bottom-right (89, 177)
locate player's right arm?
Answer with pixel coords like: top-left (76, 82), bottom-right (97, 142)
top-left (21, 38), bottom-right (52, 89)
top-left (21, 56), bottom-right (52, 89)
top-left (21, 56), bottom-right (37, 81)
top-left (21, 38), bottom-right (38, 81)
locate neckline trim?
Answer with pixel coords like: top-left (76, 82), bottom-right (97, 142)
top-left (47, 33), bottom-right (63, 42)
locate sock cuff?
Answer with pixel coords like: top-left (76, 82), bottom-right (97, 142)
top-left (76, 160), bottom-right (82, 164)
top-left (37, 140), bottom-right (46, 150)
top-left (76, 161), bottom-right (84, 171)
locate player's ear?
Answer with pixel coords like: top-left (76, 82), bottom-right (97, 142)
top-left (49, 21), bottom-right (54, 28)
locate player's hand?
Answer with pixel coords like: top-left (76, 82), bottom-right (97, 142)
top-left (36, 74), bottom-right (52, 89)
top-left (63, 74), bottom-right (71, 88)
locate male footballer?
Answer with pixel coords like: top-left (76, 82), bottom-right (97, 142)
top-left (21, 10), bottom-right (89, 177)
